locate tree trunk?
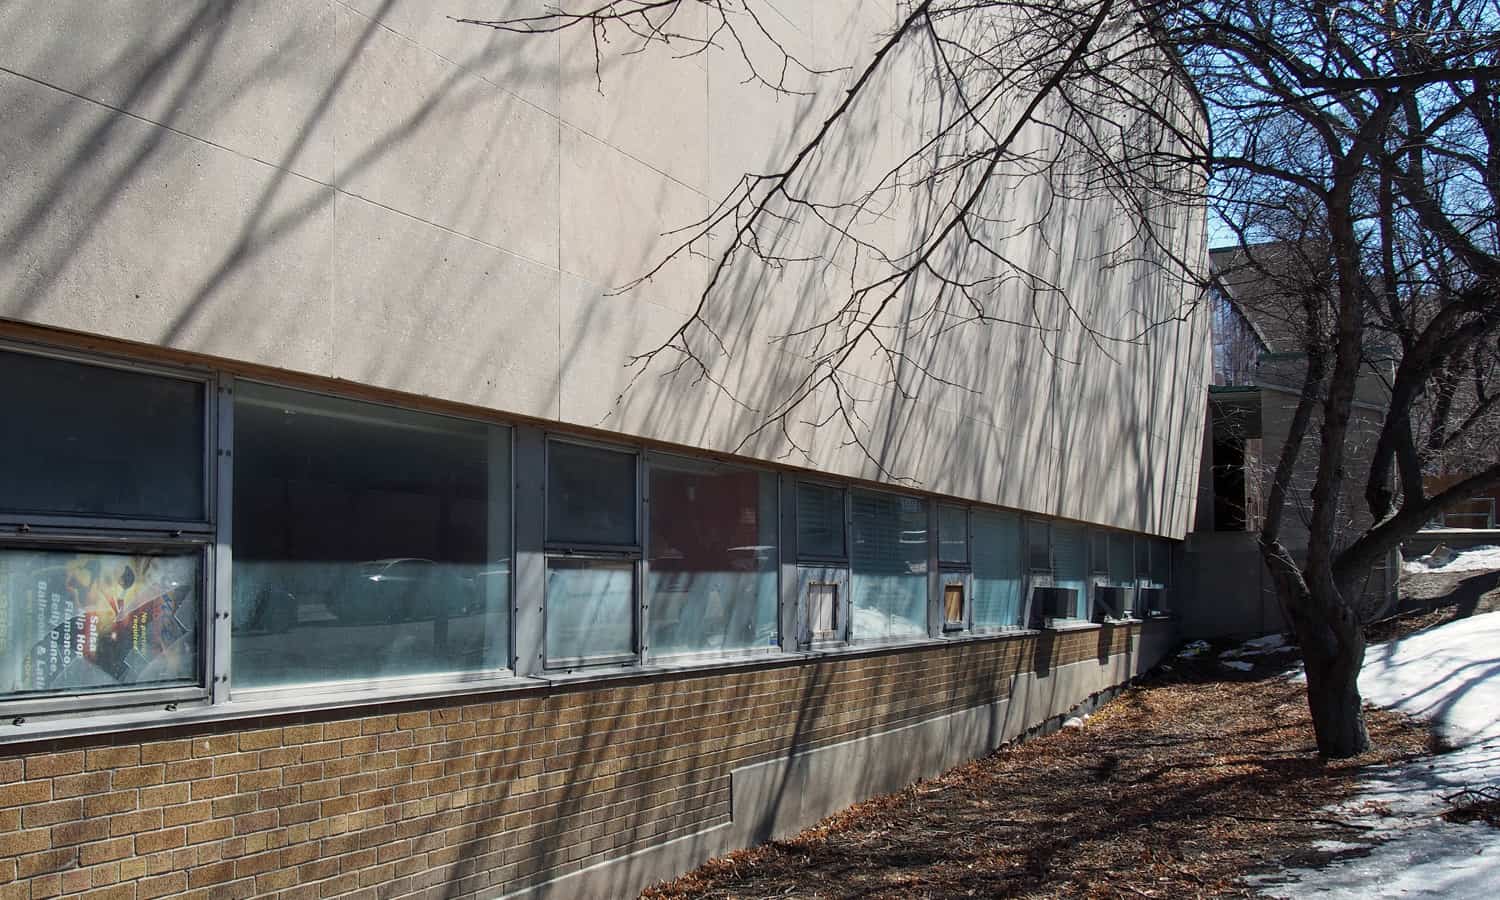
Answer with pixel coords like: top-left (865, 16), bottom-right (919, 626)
top-left (1289, 583), bottom-right (1371, 758)
top-left (1301, 632), bottom-right (1370, 757)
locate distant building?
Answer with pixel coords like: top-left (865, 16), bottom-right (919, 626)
top-left (1182, 245), bottom-right (1399, 638)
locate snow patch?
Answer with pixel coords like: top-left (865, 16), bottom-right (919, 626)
top-left (1401, 545), bottom-right (1500, 575)
top-left (1263, 611), bottom-right (1500, 899)
top-left (1223, 633), bottom-right (1291, 658)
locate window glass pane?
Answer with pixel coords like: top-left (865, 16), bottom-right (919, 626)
top-left (231, 383), bottom-right (511, 690)
top-left (1135, 537), bottom-right (1152, 577)
top-left (1027, 520), bottom-right (1052, 572)
top-left (1053, 523), bottom-right (1089, 619)
top-left (1090, 531), bottom-right (1109, 573)
top-left (0, 350), bottom-right (204, 521)
top-left (1109, 532), bottom-right (1135, 583)
top-left (972, 510), bottom-right (1023, 628)
top-left (938, 505), bottom-right (968, 564)
top-left (1151, 539), bottom-right (1173, 585)
top-left (546, 558), bottom-right (634, 663)
top-left (647, 459), bottom-right (778, 657)
top-left (850, 491), bottom-right (927, 640)
top-left (548, 442), bottom-right (637, 546)
top-left (1, 548), bottom-right (201, 699)
top-left (796, 483), bottom-right (846, 559)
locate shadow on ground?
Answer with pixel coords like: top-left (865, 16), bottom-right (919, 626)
top-left (642, 659), bottom-right (1436, 899)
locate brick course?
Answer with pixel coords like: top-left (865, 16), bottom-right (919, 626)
top-left (0, 623), bottom-right (1151, 899)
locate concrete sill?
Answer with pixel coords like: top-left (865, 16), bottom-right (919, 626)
top-left (1042, 620), bottom-right (1103, 633)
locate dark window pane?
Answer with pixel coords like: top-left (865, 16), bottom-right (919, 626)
top-left (939, 505), bottom-right (968, 564)
top-left (0, 350), bottom-right (204, 521)
top-left (1, 547), bottom-right (201, 699)
top-left (547, 442), bottom-right (637, 546)
top-left (1150, 539), bottom-right (1172, 585)
top-left (1027, 520), bottom-right (1052, 572)
top-left (1109, 532), bottom-right (1135, 583)
top-left (850, 491), bottom-right (927, 640)
top-left (230, 383), bottom-right (510, 690)
top-left (646, 458), bottom-right (778, 657)
top-left (1090, 531), bottom-right (1110, 573)
top-left (796, 482), bottom-right (846, 559)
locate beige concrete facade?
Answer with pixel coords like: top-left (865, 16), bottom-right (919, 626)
top-left (0, 0), bottom-right (1210, 538)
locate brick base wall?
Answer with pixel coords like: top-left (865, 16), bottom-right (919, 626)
top-left (0, 623), bottom-right (1159, 900)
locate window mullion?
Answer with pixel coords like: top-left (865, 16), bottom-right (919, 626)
top-left (212, 375), bottom-right (235, 704)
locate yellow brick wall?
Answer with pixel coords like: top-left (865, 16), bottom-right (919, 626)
top-left (0, 623), bottom-right (1147, 900)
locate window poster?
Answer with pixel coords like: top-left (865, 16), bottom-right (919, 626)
top-left (0, 549), bottom-right (199, 698)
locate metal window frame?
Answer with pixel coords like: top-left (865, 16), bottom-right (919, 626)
top-left (941, 571), bottom-right (971, 632)
top-left (541, 435), bottom-right (642, 671)
top-left (0, 340), bottom-right (220, 718)
top-left (937, 505), bottom-right (971, 635)
top-left (937, 503), bottom-right (971, 567)
top-left (0, 533), bottom-right (215, 719)
top-left (848, 486), bottom-right (931, 643)
top-left (223, 376), bottom-right (520, 700)
top-left (969, 508), bottom-right (1029, 633)
top-left (0, 340), bottom-right (218, 531)
top-left (793, 479), bottom-right (850, 564)
top-left (641, 451), bottom-right (783, 664)
top-left (794, 565), bottom-right (851, 649)
top-left (1050, 521), bottom-right (1091, 622)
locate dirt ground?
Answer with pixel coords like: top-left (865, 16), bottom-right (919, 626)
top-left (1366, 566), bottom-right (1500, 642)
top-left (644, 651), bottom-right (1439, 898)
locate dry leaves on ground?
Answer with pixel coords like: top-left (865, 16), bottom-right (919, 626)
top-left (645, 666), bottom-right (1436, 899)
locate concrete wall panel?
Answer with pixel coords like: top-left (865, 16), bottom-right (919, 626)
top-left (0, 1), bottom-right (1209, 538)
top-left (0, 69), bottom-right (335, 374)
top-left (329, 193), bottom-right (561, 419)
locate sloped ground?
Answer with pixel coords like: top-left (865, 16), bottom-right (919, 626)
top-left (1260, 608), bottom-right (1500, 898)
top-left (644, 661), bottom-right (1434, 899)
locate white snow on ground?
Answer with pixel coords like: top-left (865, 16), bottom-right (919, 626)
top-left (1223, 633), bottom-right (1290, 658)
top-left (1258, 611), bottom-right (1500, 898)
top-left (1401, 545), bottom-right (1500, 575)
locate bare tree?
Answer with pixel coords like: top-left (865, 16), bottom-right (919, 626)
top-left (1176, 0), bottom-right (1500, 756)
top-left (463, 0), bottom-right (1500, 758)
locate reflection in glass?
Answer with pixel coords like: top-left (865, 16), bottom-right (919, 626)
top-left (939, 505), bottom-right (968, 564)
top-left (545, 558), bottom-right (634, 663)
top-left (647, 459), bottom-right (778, 656)
top-left (850, 491), bottom-right (927, 640)
top-left (0, 349), bottom-right (205, 521)
top-left (973, 510), bottom-right (1024, 628)
top-left (0, 548), bottom-right (200, 699)
top-left (547, 442), bottom-right (637, 546)
top-left (231, 383), bottom-right (511, 690)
